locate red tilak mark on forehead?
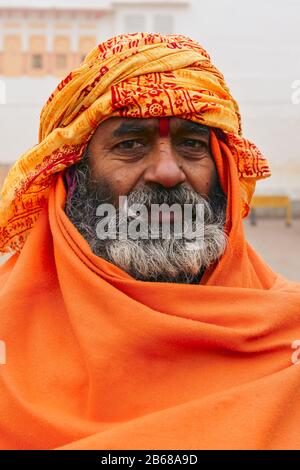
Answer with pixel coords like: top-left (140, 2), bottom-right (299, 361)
top-left (158, 117), bottom-right (170, 137)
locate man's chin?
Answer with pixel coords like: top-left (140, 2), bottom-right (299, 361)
top-left (94, 237), bottom-right (205, 284)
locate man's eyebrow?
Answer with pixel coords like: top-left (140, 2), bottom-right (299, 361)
top-left (112, 120), bottom-right (150, 138)
top-left (177, 121), bottom-right (210, 137)
top-left (111, 119), bottom-right (210, 138)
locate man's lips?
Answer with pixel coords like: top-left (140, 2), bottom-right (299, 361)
top-left (126, 211), bottom-right (180, 223)
top-left (148, 211), bottom-right (181, 224)
top-left (125, 204), bottom-right (184, 224)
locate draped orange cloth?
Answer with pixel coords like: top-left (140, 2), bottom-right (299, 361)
top-left (1, 130), bottom-right (300, 450)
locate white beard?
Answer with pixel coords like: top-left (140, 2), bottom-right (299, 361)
top-left (65, 159), bottom-right (228, 284)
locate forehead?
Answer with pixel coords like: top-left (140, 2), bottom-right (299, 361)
top-left (92, 117), bottom-right (210, 137)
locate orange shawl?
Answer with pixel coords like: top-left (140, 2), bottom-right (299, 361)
top-left (0, 131), bottom-right (300, 450)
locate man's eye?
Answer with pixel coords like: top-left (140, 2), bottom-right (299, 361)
top-left (180, 139), bottom-right (206, 150)
top-left (114, 140), bottom-right (145, 150)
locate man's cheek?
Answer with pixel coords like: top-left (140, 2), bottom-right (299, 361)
top-left (189, 173), bottom-right (216, 197)
top-left (114, 171), bottom-right (144, 197)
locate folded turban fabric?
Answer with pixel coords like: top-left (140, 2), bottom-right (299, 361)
top-left (0, 32), bottom-right (271, 254)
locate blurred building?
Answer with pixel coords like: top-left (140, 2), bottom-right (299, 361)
top-left (0, 0), bottom-right (189, 79)
top-left (0, 0), bottom-right (299, 203)
top-left (0, 0), bottom-right (189, 179)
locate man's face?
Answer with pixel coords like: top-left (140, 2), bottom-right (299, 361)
top-left (65, 117), bottom-right (228, 284)
top-left (87, 117), bottom-right (217, 203)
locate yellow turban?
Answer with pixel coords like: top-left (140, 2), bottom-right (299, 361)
top-left (0, 32), bottom-right (271, 254)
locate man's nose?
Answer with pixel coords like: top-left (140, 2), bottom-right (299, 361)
top-left (143, 140), bottom-right (186, 188)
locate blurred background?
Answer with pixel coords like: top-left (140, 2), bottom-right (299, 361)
top-left (0, 0), bottom-right (299, 279)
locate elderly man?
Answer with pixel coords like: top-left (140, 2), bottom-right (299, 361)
top-left (0, 33), bottom-right (300, 450)
top-left (64, 116), bottom-right (228, 284)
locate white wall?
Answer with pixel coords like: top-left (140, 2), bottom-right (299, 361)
top-left (0, 77), bottom-right (57, 162)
